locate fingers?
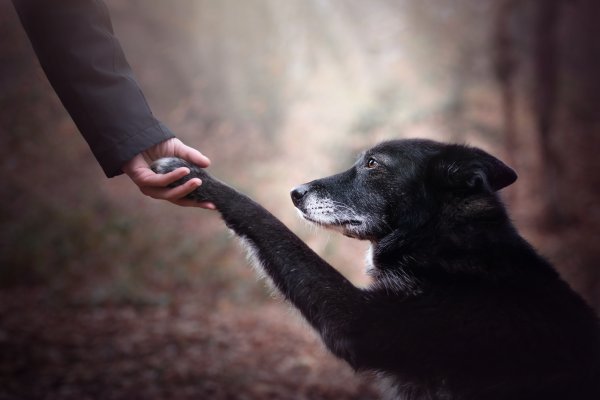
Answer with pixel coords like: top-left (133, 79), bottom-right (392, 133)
top-left (140, 177), bottom-right (202, 201)
top-left (132, 166), bottom-right (190, 188)
top-left (175, 142), bottom-right (211, 168)
top-left (173, 199), bottom-right (217, 209)
top-left (146, 180), bottom-right (216, 210)
top-left (133, 169), bottom-right (215, 209)
top-left (198, 202), bottom-right (217, 210)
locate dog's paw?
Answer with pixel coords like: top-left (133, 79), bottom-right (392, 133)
top-left (151, 157), bottom-right (211, 201)
top-left (151, 157), bottom-right (192, 176)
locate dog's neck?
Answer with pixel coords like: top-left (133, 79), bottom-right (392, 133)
top-left (368, 194), bottom-right (549, 287)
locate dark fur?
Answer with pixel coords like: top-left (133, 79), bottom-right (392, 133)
top-left (152, 139), bottom-right (600, 400)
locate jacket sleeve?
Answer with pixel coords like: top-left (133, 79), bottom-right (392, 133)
top-left (12, 0), bottom-right (176, 177)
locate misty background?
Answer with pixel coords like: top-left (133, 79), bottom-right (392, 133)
top-left (1, 1), bottom-right (598, 399)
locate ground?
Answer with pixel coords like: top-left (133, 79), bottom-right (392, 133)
top-left (0, 286), bottom-right (380, 400)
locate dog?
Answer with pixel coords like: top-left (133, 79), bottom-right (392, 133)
top-left (152, 139), bottom-right (600, 400)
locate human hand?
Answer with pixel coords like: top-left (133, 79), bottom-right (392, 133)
top-left (122, 138), bottom-right (215, 208)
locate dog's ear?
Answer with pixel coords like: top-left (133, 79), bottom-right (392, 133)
top-left (429, 145), bottom-right (517, 193)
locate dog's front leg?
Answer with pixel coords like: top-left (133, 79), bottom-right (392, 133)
top-left (152, 158), bottom-right (365, 363)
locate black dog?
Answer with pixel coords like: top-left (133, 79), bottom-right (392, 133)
top-left (152, 139), bottom-right (600, 400)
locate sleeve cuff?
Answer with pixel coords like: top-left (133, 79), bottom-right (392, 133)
top-left (94, 121), bottom-right (176, 177)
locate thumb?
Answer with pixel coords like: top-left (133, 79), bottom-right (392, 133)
top-left (176, 143), bottom-right (211, 168)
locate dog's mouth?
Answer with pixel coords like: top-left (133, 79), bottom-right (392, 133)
top-left (295, 207), bottom-right (369, 239)
top-left (293, 194), bottom-right (367, 237)
top-left (297, 211), bottom-right (363, 228)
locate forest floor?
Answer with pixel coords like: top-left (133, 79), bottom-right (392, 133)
top-left (0, 285), bottom-right (380, 400)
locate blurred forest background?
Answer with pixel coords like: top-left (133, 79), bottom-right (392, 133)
top-left (1, 0), bottom-right (599, 399)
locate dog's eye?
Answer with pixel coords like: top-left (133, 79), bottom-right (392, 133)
top-left (366, 158), bottom-right (379, 169)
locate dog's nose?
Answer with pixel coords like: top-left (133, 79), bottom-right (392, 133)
top-left (290, 184), bottom-right (309, 206)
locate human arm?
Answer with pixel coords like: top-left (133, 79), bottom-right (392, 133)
top-left (12, 0), bottom-right (212, 207)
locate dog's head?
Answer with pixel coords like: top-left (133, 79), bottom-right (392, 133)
top-left (291, 139), bottom-right (517, 241)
